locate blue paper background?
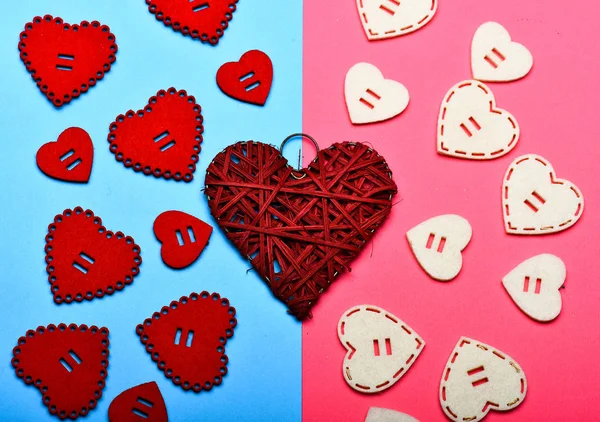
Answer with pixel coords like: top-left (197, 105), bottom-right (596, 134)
top-left (0, 1), bottom-right (302, 421)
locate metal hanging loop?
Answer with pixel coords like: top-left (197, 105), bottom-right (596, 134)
top-left (280, 133), bottom-right (320, 172)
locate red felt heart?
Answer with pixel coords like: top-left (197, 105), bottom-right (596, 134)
top-left (216, 50), bottom-right (273, 106)
top-left (36, 127), bottom-right (93, 183)
top-left (18, 15), bottom-right (117, 107)
top-left (204, 141), bottom-right (397, 320)
top-left (136, 292), bottom-right (236, 393)
top-left (108, 88), bottom-right (203, 182)
top-left (108, 382), bottom-right (168, 422)
top-left (146, 0), bottom-right (238, 45)
top-left (11, 324), bottom-right (109, 420)
top-left (45, 207), bottom-right (142, 304)
top-left (153, 210), bottom-right (213, 269)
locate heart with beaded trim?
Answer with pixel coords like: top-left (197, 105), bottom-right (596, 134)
top-left (204, 141), bottom-right (397, 320)
top-left (18, 15), bottom-right (117, 107)
top-left (145, 0), bottom-right (238, 45)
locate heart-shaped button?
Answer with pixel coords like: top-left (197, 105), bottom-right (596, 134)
top-left (406, 214), bottom-right (472, 281)
top-left (108, 382), bottom-right (168, 422)
top-left (145, 0), bottom-right (238, 45)
top-left (45, 207), bottom-right (142, 304)
top-left (153, 210), bottom-right (213, 269)
top-left (503, 154), bottom-right (584, 234)
top-left (205, 141), bottom-right (397, 320)
top-left (12, 324), bottom-right (109, 420)
top-left (366, 407), bottom-right (418, 422)
top-left (338, 305), bottom-right (425, 393)
top-left (502, 254), bottom-right (566, 322)
top-left (217, 50), bottom-right (273, 106)
top-left (437, 80), bottom-right (520, 160)
top-left (472, 22), bottom-right (533, 82)
top-left (108, 88), bottom-right (203, 182)
top-left (440, 337), bottom-right (527, 422)
top-left (345, 63), bottom-right (409, 125)
top-left (36, 127), bottom-right (93, 183)
top-left (136, 292), bottom-right (237, 392)
top-left (356, 0), bottom-right (438, 40)
top-left (18, 15), bottom-right (117, 107)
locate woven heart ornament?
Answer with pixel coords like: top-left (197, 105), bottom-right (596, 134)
top-left (205, 141), bottom-right (397, 320)
top-left (18, 15), bottom-right (117, 107)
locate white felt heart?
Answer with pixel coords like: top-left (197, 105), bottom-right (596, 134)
top-left (366, 407), bottom-right (419, 422)
top-left (338, 305), bottom-right (425, 394)
top-left (406, 215), bottom-right (472, 281)
top-left (345, 63), bottom-right (409, 125)
top-left (437, 80), bottom-right (519, 160)
top-left (502, 254), bottom-right (566, 322)
top-left (356, 0), bottom-right (438, 40)
top-left (471, 22), bottom-right (533, 82)
top-left (440, 337), bottom-right (527, 422)
top-left (503, 154), bottom-right (584, 234)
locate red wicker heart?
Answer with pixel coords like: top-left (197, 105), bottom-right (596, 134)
top-left (204, 141), bottom-right (397, 320)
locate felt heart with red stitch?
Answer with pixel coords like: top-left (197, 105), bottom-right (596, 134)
top-left (204, 141), bottom-right (397, 320)
top-left (18, 15), bottom-right (117, 107)
top-left (136, 292), bottom-right (236, 392)
top-left (107, 88), bottom-right (203, 182)
top-left (45, 207), bottom-right (142, 304)
top-left (11, 324), bottom-right (109, 420)
top-left (145, 0), bottom-right (238, 45)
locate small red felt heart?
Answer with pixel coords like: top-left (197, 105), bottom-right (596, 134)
top-left (108, 88), bottom-right (203, 182)
top-left (146, 0), bottom-right (238, 45)
top-left (154, 210), bottom-right (213, 269)
top-left (36, 127), bottom-right (93, 183)
top-left (18, 15), bottom-right (117, 107)
top-left (205, 141), bottom-right (397, 320)
top-left (45, 207), bottom-right (142, 304)
top-left (217, 50), bottom-right (273, 106)
top-left (136, 292), bottom-right (236, 393)
top-left (11, 324), bottom-right (109, 420)
top-left (108, 382), bottom-right (168, 422)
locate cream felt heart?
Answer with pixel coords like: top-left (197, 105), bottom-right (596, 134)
top-left (356, 0), bottom-right (438, 40)
top-left (440, 337), bottom-right (527, 422)
top-left (472, 22), bottom-right (533, 82)
top-left (338, 305), bottom-right (425, 394)
top-left (406, 215), bottom-right (472, 281)
top-left (503, 154), bottom-right (584, 234)
top-left (502, 254), bottom-right (566, 322)
top-left (345, 63), bottom-right (409, 125)
top-left (366, 407), bottom-right (419, 422)
top-left (437, 80), bottom-right (519, 160)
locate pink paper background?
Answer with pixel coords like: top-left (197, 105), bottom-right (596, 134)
top-left (302, 1), bottom-right (600, 421)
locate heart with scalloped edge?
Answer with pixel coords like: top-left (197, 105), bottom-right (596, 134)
top-left (204, 141), bottom-right (397, 320)
top-left (146, 0), bottom-right (238, 45)
top-left (45, 207), bottom-right (142, 304)
top-left (108, 88), bottom-right (203, 182)
top-left (18, 15), bottom-right (117, 107)
top-left (12, 324), bottom-right (109, 420)
top-left (136, 292), bottom-right (237, 393)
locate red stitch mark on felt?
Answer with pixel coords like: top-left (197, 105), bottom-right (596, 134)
top-left (204, 141), bottom-right (397, 320)
top-left (18, 15), bottom-right (117, 107)
top-left (12, 324), bottom-right (109, 420)
top-left (45, 207), bottom-right (141, 304)
top-left (108, 382), bottom-right (168, 422)
top-left (145, 0), bottom-right (238, 45)
top-left (107, 88), bottom-right (203, 182)
top-left (359, 0), bottom-right (437, 38)
top-left (136, 292), bottom-right (236, 393)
